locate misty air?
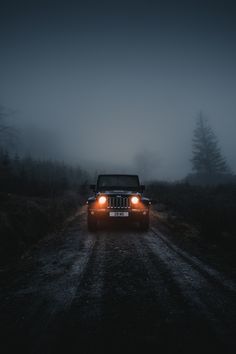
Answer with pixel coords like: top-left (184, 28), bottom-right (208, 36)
top-left (0, 1), bottom-right (235, 354)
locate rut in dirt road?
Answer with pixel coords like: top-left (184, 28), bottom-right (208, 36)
top-left (0, 209), bottom-right (235, 354)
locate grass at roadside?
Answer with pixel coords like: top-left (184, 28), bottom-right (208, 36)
top-left (147, 182), bottom-right (236, 271)
top-left (0, 192), bottom-right (82, 267)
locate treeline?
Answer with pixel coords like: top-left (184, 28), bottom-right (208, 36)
top-left (0, 149), bottom-right (89, 198)
top-left (0, 150), bottom-right (90, 265)
top-left (0, 106), bottom-right (93, 265)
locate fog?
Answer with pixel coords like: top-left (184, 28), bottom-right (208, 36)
top-left (1, 0), bottom-right (236, 180)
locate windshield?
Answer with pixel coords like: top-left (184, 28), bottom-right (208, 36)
top-left (97, 175), bottom-right (140, 190)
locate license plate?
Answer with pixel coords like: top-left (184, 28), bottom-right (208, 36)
top-left (109, 211), bottom-right (129, 217)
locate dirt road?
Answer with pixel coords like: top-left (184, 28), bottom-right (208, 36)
top-left (0, 207), bottom-right (235, 354)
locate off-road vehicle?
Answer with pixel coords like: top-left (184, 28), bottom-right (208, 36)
top-left (87, 174), bottom-right (151, 231)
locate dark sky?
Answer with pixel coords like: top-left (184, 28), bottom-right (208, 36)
top-left (0, 0), bottom-right (236, 179)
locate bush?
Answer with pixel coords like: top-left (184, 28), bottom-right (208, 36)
top-left (147, 182), bottom-right (236, 240)
top-left (0, 192), bottom-right (81, 266)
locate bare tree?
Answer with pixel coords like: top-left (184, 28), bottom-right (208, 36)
top-left (191, 112), bottom-right (230, 176)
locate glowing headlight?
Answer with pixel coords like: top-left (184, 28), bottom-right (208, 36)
top-left (131, 196), bottom-right (139, 204)
top-left (98, 196), bottom-right (107, 205)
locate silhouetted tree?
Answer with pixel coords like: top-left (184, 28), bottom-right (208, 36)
top-left (0, 151), bottom-right (89, 197)
top-left (191, 113), bottom-right (230, 176)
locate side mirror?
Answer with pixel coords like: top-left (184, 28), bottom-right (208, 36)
top-left (90, 184), bottom-right (96, 191)
top-left (140, 185), bottom-right (145, 192)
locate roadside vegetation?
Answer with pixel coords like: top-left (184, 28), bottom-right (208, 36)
top-left (148, 114), bottom-right (236, 244)
top-left (148, 182), bottom-right (236, 240)
top-left (0, 151), bottom-right (89, 266)
top-left (0, 107), bottom-right (89, 266)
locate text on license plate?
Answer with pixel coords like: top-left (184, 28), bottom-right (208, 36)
top-left (109, 212), bottom-right (129, 217)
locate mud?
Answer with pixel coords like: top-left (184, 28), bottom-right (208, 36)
top-left (0, 207), bottom-right (235, 354)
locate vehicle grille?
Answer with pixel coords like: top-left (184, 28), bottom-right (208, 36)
top-left (107, 196), bottom-right (130, 209)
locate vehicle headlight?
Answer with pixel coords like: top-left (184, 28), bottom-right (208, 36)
top-left (131, 196), bottom-right (139, 204)
top-left (98, 196), bottom-right (107, 205)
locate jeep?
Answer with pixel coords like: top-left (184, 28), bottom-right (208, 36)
top-left (87, 174), bottom-right (151, 231)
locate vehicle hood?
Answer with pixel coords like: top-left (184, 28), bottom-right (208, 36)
top-left (96, 191), bottom-right (141, 196)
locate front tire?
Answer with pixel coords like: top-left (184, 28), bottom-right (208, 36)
top-left (87, 215), bottom-right (97, 231)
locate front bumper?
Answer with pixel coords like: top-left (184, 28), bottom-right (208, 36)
top-left (88, 208), bottom-right (149, 220)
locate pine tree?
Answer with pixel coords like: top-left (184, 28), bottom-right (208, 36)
top-left (191, 113), bottom-right (229, 176)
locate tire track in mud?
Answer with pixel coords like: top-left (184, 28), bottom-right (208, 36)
top-left (150, 226), bottom-right (236, 293)
top-left (133, 232), bottom-right (233, 353)
top-left (102, 232), bottom-right (148, 349)
top-left (142, 228), bottom-right (236, 351)
top-left (54, 231), bottom-right (106, 354)
top-left (0, 217), bottom-right (96, 354)
top-left (1, 209), bottom-right (236, 354)
top-left (99, 228), bottom-right (179, 353)
top-left (89, 225), bottom-right (235, 354)
top-left (148, 227), bottom-right (236, 311)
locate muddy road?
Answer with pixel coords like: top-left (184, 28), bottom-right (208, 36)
top-left (0, 207), bottom-right (235, 354)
